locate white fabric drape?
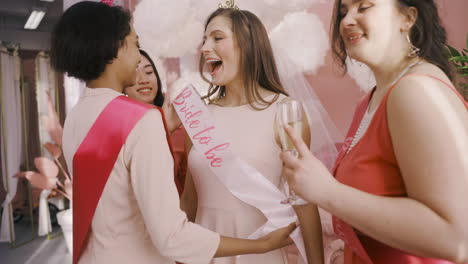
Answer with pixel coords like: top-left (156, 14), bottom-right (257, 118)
top-left (35, 53), bottom-right (56, 236)
top-left (36, 54), bottom-right (56, 152)
top-left (0, 52), bottom-right (23, 243)
top-left (38, 190), bottom-right (52, 236)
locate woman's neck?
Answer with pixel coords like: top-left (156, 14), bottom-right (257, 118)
top-left (369, 54), bottom-right (420, 94)
top-left (87, 70), bottom-right (124, 93)
top-left (221, 80), bottom-right (276, 107)
top-left (222, 78), bottom-right (247, 106)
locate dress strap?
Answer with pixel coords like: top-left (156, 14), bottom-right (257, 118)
top-left (385, 73), bottom-right (467, 106)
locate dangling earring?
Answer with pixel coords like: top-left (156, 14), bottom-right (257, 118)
top-left (406, 34), bottom-right (420, 58)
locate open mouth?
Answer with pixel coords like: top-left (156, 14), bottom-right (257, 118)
top-left (206, 58), bottom-right (223, 76)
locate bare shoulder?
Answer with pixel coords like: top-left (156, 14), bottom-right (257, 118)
top-left (386, 62), bottom-right (468, 155)
top-left (388, 62), bottom-right (464, 114)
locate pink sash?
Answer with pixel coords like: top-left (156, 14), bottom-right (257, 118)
top-left (72, 96), bottom-right (160, 264)
top-left (172, 85), bottom-right (308, 263)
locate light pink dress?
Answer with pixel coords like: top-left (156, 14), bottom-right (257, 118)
top-left (188, 94), bottom-right (293, 264)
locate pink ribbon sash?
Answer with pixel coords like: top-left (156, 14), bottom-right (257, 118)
top-left (172, 85), bottom-right (308, 263)
top-left (72, 96), bottom-right (156, 264)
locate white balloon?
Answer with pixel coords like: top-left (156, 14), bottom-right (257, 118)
top-left (269, 11), bottom-right (328, 74)
top-left (134, 0), bottom-right (329, 74)
top-left (243, 0), bottom-right (324, 30)
top-left (134, 0), bottom-right (203, 57)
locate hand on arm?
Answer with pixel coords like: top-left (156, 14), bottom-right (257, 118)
top-left (215, 222), bottom-right (296, 257)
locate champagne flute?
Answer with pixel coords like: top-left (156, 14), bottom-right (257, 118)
top-left (275, 98), bottom-right (310, 204)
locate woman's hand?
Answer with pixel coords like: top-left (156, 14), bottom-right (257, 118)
top-left (257, 222), bottom-right (296, 253)
top-left (161, 98), bottom-right (181, 134)
top-left (161, 74), bottom-right (183, 134)
top-left (280, 125), bottom-right (337, 205)
top-left (215, 222), bottom-right (296, 257)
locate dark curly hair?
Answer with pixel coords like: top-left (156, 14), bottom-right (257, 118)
top-left (139, 49), bottom-right (165, 107)
top-left (331, 0), bottom-right (454, 81)
top-left (50, 1), bottom-right (131, 82)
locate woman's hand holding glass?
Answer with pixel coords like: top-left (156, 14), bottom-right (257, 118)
top-left (275, 99), bottom-right (311, 204)
top-left (279, 123), bottom-right (337, 206)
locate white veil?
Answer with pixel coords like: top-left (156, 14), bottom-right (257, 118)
top-left (271, 43), bottom-right (343, 171)
top-left (271, 38), bottom-right (346, 264)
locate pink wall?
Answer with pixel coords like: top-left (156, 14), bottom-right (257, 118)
top-left (437, 0), bottom-right (468, 50)
top-left (306, 0), bottom-right (468, 136)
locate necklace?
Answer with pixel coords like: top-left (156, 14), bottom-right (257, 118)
top-left (368, 59), bottom-right (422, 113)
top-left (347, 59), bottom-right (422, 153)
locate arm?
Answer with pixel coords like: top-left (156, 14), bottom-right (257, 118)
top-left (180, 137), bottom-right (197, 221)
top-left (215, 223), bottom-right (296, 257)
top-left (128, 110), bottom-right (294, 263)
top-left (277, 101), bottom-right (324, 263)
top-left (161, 97), bottom-right (181, 135)
top-left (294, 203), bottom-right (324, 264)
top-left (281, 76), bottom-right (468, 262)
top-left (319, 209), bottom-right (344, 264)
top-left (128, 110), bottom-right (218, 263)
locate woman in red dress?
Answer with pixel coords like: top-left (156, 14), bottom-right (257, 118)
top-left (281, 0), bottom-right (468, 263)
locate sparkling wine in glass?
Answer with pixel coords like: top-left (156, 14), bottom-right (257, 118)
top-left (275, 98), bottom-right (310, 204)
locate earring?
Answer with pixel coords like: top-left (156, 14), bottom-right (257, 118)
top-left (406, 34), bottom-right (420, 58)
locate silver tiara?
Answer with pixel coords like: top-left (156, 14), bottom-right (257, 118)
top-left (218, 0), bottom-right (239, 10)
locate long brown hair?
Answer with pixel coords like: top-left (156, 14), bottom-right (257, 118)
top-left (199, 8), bottom-right (287, 110)
top-left (330, 0), bottom-right (454, 81)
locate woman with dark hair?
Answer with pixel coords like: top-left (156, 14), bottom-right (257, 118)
top-left (124, 49), bottom-right (185, 195)
top-left (181, 7), bottom-right (329, 264)
top-left (53, 2), bottom-right (296, 264)
top-left (281, 0), bottom-right (468, 263)
top-left (124, 49), bottom-right (165, 107)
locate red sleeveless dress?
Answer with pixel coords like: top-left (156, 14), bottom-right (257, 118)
top-left (333, 74), bottom-right (468, 264)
